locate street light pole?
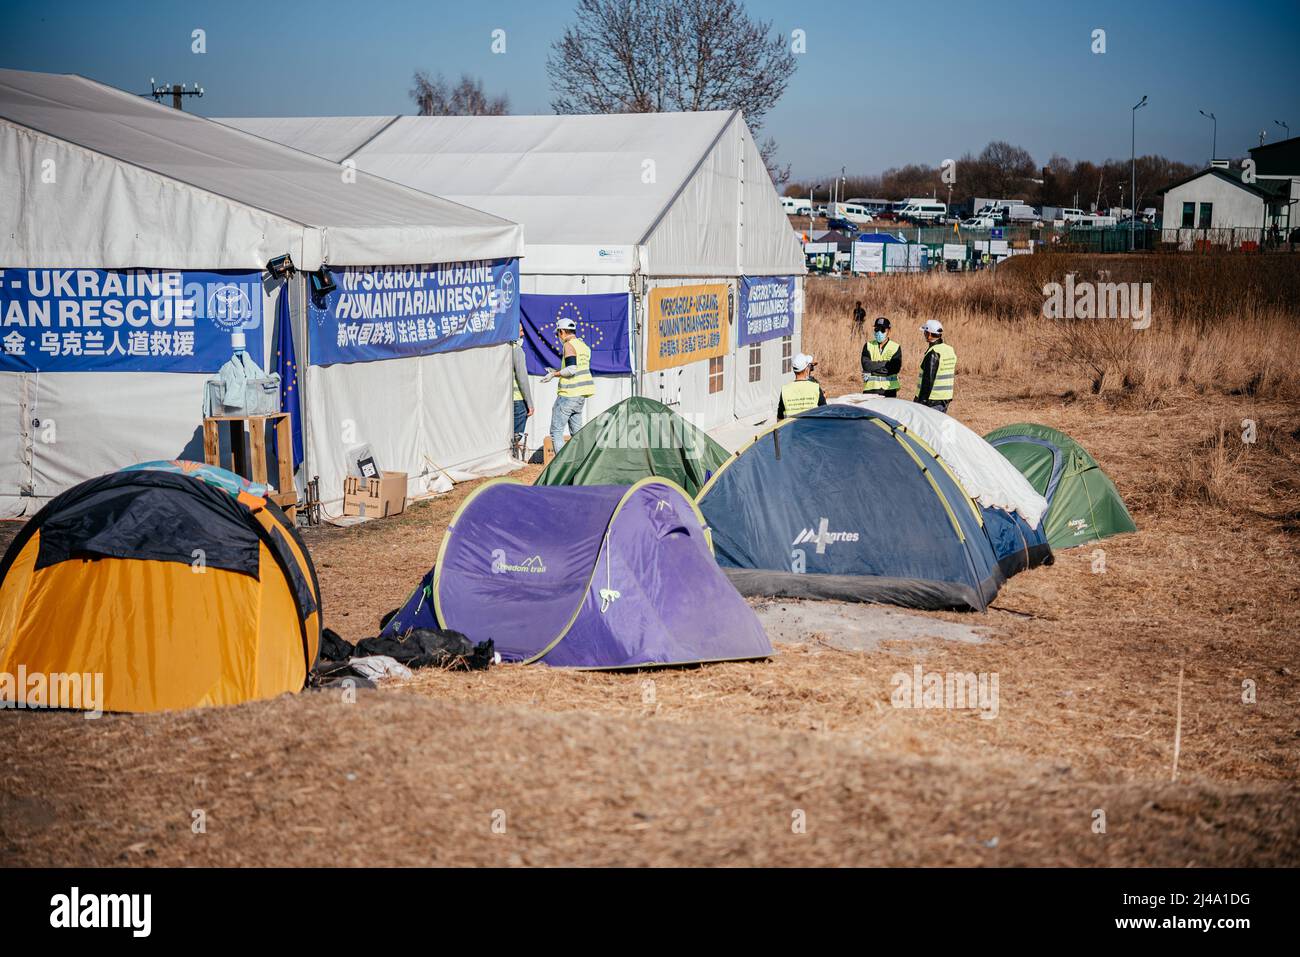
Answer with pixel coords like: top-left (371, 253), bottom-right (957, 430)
top-left (1132, 95), bottom-right (1147, 252)
top-left (1277, 120), bottom-right (1291, 140)
top-left (1199, 109), bottom-right (1216, 162)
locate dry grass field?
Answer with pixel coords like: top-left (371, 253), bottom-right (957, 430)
top-left (3, 254), bottom-right (1298, 867)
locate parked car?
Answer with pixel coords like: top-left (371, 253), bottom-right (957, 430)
top-left (826, 216), bottom-right (858, 233)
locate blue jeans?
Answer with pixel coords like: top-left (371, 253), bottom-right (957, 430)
top-left (550, 395), bottom-right (586, 450)
top-left (513, 400), bottom-right (529, 437)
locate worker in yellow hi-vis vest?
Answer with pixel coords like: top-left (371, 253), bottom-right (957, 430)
top-left (545, 317), bottom-right (596, 452)
top-left (777, 353), bottom-right (826, 420)
top-left (915, 319), bottom-right (957, 413)
top-left (861, 317), bottom-right (902, 397)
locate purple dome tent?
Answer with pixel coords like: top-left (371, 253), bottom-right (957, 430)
top-left (381, 477), bottom-right (772, 668)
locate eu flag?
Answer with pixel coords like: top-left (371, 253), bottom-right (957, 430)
top-left (520, 293), bottom-right (631, 376)
top-left (272, 285), bottom-right (303, 470)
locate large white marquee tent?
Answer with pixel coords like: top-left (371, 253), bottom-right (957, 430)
top-left (220, 111), bottom-right (807, 449)
top-left (0, 69), bottom-right (524, 517)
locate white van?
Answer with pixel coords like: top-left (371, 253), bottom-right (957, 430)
top-left (781, 196), bottom-right (813, 215)
top-left (827, 202), bottom-right (873, 224)
top-left (1072, 214), bottom-right (1117, 228)
top-left (897, 200), bottom-right (947, 224)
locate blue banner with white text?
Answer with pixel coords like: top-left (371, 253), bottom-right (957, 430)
top-left (520, 292), bottom-right (631, 376)
top-left (0, 268), bottom-right (264, 372)
top-left (737, 275), bottom-right (797, 346)
top-left (307, 258), bottom-right (520, 366)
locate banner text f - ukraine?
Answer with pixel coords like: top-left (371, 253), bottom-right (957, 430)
top-left (645, 283), bottom-right (729, 372)
top-left (308, 258), bottom-right (519, 366)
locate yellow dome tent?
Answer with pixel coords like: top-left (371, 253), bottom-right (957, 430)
top-left (0, 462), bottom-right (320, 713)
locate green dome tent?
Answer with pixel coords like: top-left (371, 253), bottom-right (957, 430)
top-left (534, 396), bottom-right (731, 496)
top-left (984, 423), bottom-right (1136, 549)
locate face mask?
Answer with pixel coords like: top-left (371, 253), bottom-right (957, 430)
top-left (874, 331), bottom-right (886, 343)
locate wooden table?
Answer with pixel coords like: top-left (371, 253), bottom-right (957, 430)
top-left (202, 412), bottom-right (297, 520)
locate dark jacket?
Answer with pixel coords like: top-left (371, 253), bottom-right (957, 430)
top-left (916, 339), bottom-right (942, 402)
top-left (860, 338), bottom-right (902, 378)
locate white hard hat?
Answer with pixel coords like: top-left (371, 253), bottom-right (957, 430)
top-left (920, 319), bottom-right (944, 335)
top-left (792, 353), bottom-right (814, 372)
top-left (556, 318), bottom-right (577, 331)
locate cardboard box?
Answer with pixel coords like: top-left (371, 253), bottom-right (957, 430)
top-left (343, 471), bottom-right (407, 519)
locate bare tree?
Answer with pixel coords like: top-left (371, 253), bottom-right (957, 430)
top-left (548, 0), bottom-right (796, 183)
top-left (759, 136), bottom-right (791, 187)
top-left (410, 72), bottom-right (509, 116)
top-left (977, 141), bottom-right (1037, 199)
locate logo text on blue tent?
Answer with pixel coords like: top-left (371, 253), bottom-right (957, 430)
top-left (792, 518), bottom-right (861, 554)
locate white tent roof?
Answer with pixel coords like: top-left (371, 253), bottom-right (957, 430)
top-left (220, 111), bottom-right (806, 276)
top-left (832, 395), bottom-right (1048, 526)
top-left (0, 70), bottom-right (522, 270)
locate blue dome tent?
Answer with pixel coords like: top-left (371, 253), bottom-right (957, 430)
top-left (696, 405), bottom-right (1005, 611)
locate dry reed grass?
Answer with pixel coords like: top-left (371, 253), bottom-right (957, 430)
top-left (803, 255), bottom-right (1300, 404)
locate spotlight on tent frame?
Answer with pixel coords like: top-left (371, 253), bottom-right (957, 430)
top-left (266, 253), bottom-right (295, 279)
top-left (309, 269), bottom-right (337, 298)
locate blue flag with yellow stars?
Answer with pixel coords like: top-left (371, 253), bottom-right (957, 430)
top-left (519, 293), bottom-right (631, 376)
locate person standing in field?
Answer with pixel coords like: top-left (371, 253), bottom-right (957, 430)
top-left (545, 317), bottom-right (595, 453)
top-left (914, 319), bottom-right (956, 413)
top-left (851, 300), bottom-right (866, 335)
top-left (861, 317), bottom-right (902, 397)
top-left (777, 353), bottom-right (826, 420)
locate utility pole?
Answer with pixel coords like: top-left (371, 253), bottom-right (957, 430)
top-left (144, 78), bottom-right (204, 110)
top-left (1132, 95), bottom-right (1147, 252)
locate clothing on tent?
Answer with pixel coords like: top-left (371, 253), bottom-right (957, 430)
top-left (830, 396), bottom-right (1053, 576)
top-left (980, 503), bottom-right (1053, 577)
top-left (831, 395), bottom-right (1048, 526)
top-left (985, 423), bottom-right (1136, 549)
top-left (0, 462), bottom-right (321, 713)
top-left (382, 477), bottom-right (772, 668)
top-left (697, 405), bottom-right (1004, 611)
top-left (534, 396), bottom-right (731, 496)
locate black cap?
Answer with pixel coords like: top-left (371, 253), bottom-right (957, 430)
top-left (873, 317), bottom-right (891, 330)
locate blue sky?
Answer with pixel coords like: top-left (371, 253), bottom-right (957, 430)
top-left (2, 0), bottom-right (1297, 179)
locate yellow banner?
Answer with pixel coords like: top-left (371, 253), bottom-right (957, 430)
top-left (644, 283), bottom-right (730, 372)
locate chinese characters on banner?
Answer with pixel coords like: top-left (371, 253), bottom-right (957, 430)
top-left (0, 268), bottom-right (264, 372)
top-left (307, 259), bottom-right (520, 366)
top-left (644, 283), bottom-right (730, 372)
